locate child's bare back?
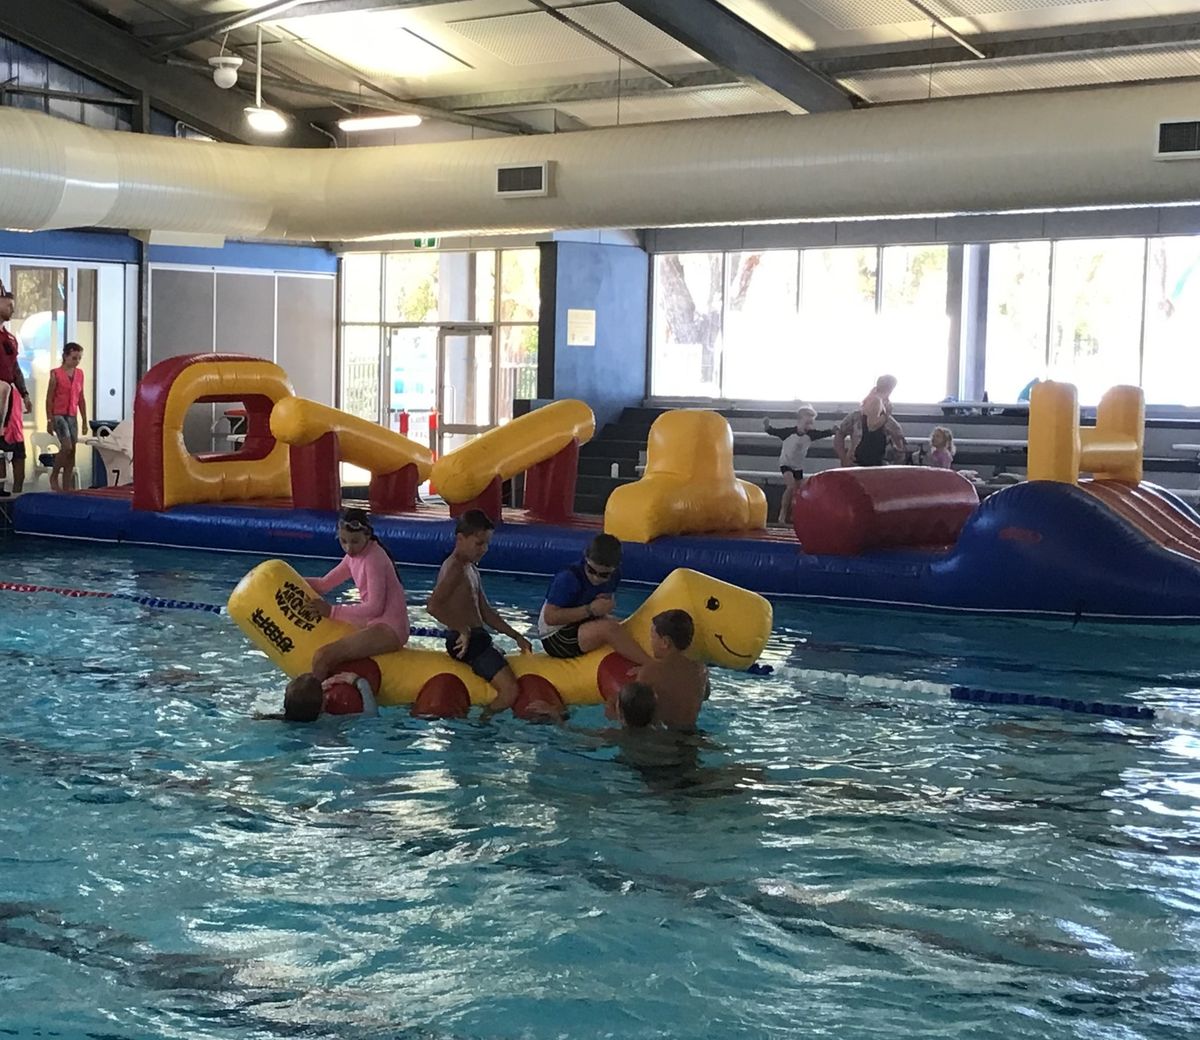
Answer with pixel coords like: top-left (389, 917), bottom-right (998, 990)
top-left (639, 654), bottom-right (709, 730)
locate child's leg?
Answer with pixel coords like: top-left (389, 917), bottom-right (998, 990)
top-left (779, 472), bottom-right (797, 524)
top-left (311, 623), bottom-right (403, 680)
top-left (481, 663), bottom-right (520, 716)
top-left (577, 617), bottom-right (653, 666)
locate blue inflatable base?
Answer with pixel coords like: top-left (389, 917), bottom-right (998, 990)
top-left (14, 483), bottom-right (1200, 624)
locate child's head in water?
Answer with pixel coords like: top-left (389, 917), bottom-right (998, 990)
top-left (284, 673), bottom-right (324, 722)
top-left (650, 609), bottom-right (694, 660)
top-left (337, 507), bottom-right (373, 556)
top-left (795, 405), bottom-right (817, 432)
top-left (618, 682), bottom-right (656, 728)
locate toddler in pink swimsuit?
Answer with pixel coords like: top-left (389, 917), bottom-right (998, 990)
top-left (306, 508), bottom-right (410, 679)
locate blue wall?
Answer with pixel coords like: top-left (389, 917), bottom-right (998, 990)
top-left (538, 240), bottom-right (648, 429)
top-left (0, 228), bottom-right (336, 272)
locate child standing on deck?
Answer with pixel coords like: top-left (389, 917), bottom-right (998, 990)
top-left (762, 406), bottom-right (835, 524)
top-left (305, 508), bottom-right (410, 680)
top-left (426, 509), bottom-right (532, 719)
top-left (927, 426), bottom-right (956, 469)
top-left (46, 342), bottom-right (87, 491)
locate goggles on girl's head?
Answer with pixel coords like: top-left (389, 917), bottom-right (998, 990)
top-left (339, 509), bottom-right (371, 532)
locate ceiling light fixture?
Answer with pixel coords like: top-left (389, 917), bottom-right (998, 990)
top-left (337, 113), bottom-right (423, 133)
top-left (244, 25), bottom-right (288, 135)
top-left (209, 54), bottom-right (242, 89)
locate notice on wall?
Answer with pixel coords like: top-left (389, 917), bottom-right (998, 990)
top-left (566, 308), bottom-right (596, 347)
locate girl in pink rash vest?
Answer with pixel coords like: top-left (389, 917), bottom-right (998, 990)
top-left (306, 508), bottom-right (411, 680)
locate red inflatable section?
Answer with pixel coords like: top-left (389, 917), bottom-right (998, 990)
top-left (513, 674), bottom-right (566, 721)
top-left (597, 652), bottom-right (639, 704)
top-left (793, 467), bottom-right (979, 556)
top-left (412, 674), bottom-right (471, 719)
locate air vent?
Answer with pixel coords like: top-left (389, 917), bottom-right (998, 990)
top-left (496, 161), bottom-right (551, 197)
top-left (1155, 121), bottom-right (1200, 160)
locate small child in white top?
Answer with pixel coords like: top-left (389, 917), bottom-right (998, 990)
top-left (928, 426), bottom-right (955, 469)
top-left (762, 406), bottom-right (835, 525)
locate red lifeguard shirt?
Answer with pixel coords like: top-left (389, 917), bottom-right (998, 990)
top-left (49, 366), bottom-right (85, 416)
top-left (0, 328), bottom-right (25, 392)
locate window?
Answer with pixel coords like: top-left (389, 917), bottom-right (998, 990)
top-left (384, 252), bottom-right (440, 323)
top-left (1142, 236), bottom-right (1200, 405)
top-left (1049, 238), bottom-right (1144, 404)
top-left (499, 249), bottom-right (540, 323)
top-left (795, 248), bottom-right (881, 400)
top-left (651, 252), bottom-right (724, 397)
top-left (721, 251), bottom-right (799, 400)
top-left (879, 245), bottom-right (949, 402)
top-left (340, 326), bottom-right (380, 422)
top-left (342, 253), bottom-right (381, 323)
top-left (984, 241), bottom-right (1050, 402)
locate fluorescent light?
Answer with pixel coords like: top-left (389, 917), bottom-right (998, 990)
top-left (244, 106), bottom-right (289, 135)
top-left (337, 113), bottom-right (423, 133)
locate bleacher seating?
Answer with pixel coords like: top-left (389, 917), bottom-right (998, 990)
top-left (562, 402), bottom-right (1200, 518)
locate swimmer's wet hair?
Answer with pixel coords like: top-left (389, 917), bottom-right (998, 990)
top-left (619, 682), bottom-right (656, 728)
top-left (284, 673), bottom-right (323, 722)
top-left (587, 533), bottom-right (622, 568)
top-left (455, 509), bottom-right (494, 536)
top-left (652, 609), bottom-right (694, 652)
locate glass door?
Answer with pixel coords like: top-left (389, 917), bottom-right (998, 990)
top-left (438, 324), bottom-right (494, 455)
top-left (386, 326), bottom-right (438, 451)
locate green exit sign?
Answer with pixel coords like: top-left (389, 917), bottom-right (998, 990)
top-left (412, 237), bottom-right (439, 248)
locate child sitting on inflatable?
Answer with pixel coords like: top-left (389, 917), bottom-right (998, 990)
top-left (258, 658), bottom-right (380, 722)
top-left (537, 533), bottom-right (652, 667)
top-left (305, 508), bottom-right (410, 680)
top-left (426, 509), bottom-right (532, 719)
top-left (637, 610), bottom-right (709, 731)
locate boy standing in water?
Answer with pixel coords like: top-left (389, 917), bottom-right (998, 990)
top-left (636, 610), bottom-right (709, 731)
top-left (427, 510), bottom-right (532, 718)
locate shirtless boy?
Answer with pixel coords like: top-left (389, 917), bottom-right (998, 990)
top-left (636, 609), bottom-right (709, 731)
top-left (426, 509), bottom-right (532, 718)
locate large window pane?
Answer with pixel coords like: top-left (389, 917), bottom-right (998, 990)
top-left (721, 250), bottom-right (800, 399)
top-left (984, 241), bottom-right (1050, 402)
top-left (341, 325), bottom-right (381, 422)
top-left (1050, 238), bottom-right (1144, 403)
top-left (342, 253), bottom-right (380, 322)
top-left (384, 253), bottom-right (439, 323)
top-left (499, 249), bottom-right (540, 322)
top-left (1143, 236), bottom-right (1200, 405)
top-left (798, 247), bottom-right (878, 400)
top-left (879, 245), bottom-right (949, 402)
top-left (651, 252), bottom-right (724, 396)
top-left (497, 325), bottom-right (538, 424)
top-left (474, 251), bottom-right (496, 322)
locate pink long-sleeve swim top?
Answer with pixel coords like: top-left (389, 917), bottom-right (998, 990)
top-left (309, 540), bottom-right (410, 644)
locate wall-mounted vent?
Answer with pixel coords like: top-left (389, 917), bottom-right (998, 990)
top-left (496, 161), bottom-right (551, 197)
top-left (1155, 121), bottom-right (1200, 160)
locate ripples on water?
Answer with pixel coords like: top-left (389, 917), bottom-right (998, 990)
top-left (3, 542), bottom-right (1200, 1039)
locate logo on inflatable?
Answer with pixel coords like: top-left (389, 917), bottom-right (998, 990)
top-left (274, 581), bottom-right (321, 631)
top-left (250, 607), bottom-right (295, 654)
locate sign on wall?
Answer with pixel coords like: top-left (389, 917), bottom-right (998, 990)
top-left (566, 308), bottom-right (596, 347)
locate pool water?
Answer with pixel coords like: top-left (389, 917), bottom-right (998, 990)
top-left (4, 539), bottom-right (1200, 1039)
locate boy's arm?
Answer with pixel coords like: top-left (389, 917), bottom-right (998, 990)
top-left (480, 591), bottom-right (532, 652)
top-left (762, 421), bottom-right (793, 440)
top-left (809, 427), bottom-right (836, 441)
top-left (427, 560), bottom-right (480, 633)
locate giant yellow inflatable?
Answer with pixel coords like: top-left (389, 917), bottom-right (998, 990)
top-left (605, 410), bottom-right (767, 543)
top-left (228, 560), bottom-right (773, 706)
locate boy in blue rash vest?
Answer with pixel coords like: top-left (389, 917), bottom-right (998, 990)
top-left (536, 533), bottom-right (652, 666)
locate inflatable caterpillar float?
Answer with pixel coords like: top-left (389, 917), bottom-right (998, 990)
top-left (229, 560), bottom-right (773, 712)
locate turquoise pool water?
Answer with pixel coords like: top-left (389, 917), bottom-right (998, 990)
top-left (4, 539), bottom-right (1200, 1039)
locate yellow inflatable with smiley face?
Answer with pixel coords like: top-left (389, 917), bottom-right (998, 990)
top-left (228, 560), bottom-right (773, 706)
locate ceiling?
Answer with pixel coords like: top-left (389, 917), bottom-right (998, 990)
top-left (10, 0), bottom-right (1200, 144)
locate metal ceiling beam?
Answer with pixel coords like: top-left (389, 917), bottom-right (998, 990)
top-left (417, 69), bottom-right (740, 112)
top-left (0, 0), bottom-right (327, 146)
top-left (617, 0), bottom-right (856, 112)
top-left (145, 0), bottom-right (470, 50)
top-left (815, 13), bottom-right (1200, 76)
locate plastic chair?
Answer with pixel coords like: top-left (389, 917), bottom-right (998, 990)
top-left (30, 431), bottom-right (58, 488)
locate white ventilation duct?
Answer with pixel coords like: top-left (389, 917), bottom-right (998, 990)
top-left (0, 80), bottom-right (1198, 241)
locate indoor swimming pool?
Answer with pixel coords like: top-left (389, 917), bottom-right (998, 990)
top-left (3, 540), bottom-right (1200, 1039)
